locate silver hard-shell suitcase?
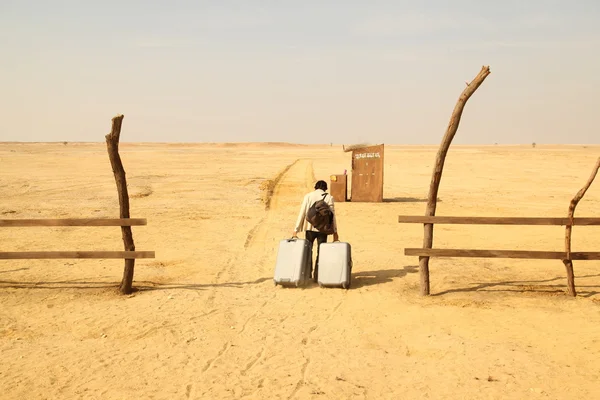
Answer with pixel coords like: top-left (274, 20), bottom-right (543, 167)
top-left (317, 241), bottom-right (352, 289)
top-left (273, 237), bottom-right (313, 287)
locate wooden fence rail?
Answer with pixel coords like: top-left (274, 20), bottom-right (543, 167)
top-left (0, 218), bottom-right (148, 227)
top-left (397, 216), bottom-right (600, 226)
top-left (0, 251), bottom-right (155, 260)
top-left (403, 248), bottom-right (600, 260)
top-left (1, 218), bottom-right (154, 261)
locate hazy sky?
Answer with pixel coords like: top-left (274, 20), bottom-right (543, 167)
top-left (2, 0), bottom-right (600, 144)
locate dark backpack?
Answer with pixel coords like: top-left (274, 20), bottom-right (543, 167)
top-left (306, 193), bottom-right (335, 234)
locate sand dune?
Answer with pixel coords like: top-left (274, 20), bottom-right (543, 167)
top-left (1, 143), bottom-right (599, 399)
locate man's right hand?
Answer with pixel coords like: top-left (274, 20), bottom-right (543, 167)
top-left (292, 231), bottom-right (298, 238)
top-left (333, 232), bottom-right (339, 242)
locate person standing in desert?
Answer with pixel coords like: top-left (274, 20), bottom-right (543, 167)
top-left (292, 180), bottom-right (339, 282)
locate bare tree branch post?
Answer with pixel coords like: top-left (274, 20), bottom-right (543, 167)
top-left (419, 66), bottom-right (492, 296)
top-left (563, 157), bottom-right (600, 297)
top-left (105, 114), bottom-right (137, 294)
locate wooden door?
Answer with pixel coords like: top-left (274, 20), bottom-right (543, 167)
top-left (350, 145), bottom-right (384, 202)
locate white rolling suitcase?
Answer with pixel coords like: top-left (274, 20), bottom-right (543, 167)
top-left (317, 241), bottom-right (352, 289)
top-left (273, 237), bottom-right (313, 287)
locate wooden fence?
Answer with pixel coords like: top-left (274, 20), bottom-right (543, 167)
top-left (397, 65), bottom-right (599, 298)
top-left (0, 218), bottom-right (154, 260)
top-left (1, 114), bottom-right (155, 294)
top-left (398, 216), bottom-right (600, 296)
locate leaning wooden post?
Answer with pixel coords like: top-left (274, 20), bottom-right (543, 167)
top-left (105, 114), bottom-right (137, 294)
top-left (419, 66), bottom-right (491, 295)
top-left (563, 157), bottom-right (600, 297)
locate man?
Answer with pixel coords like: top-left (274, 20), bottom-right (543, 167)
top-left (292, 180), bottom-right (339, 282)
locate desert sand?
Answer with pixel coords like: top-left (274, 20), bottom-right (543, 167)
top-left (1, 142), bottom-right (599, 399)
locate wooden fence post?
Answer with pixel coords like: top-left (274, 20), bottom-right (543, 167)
top-left (420, 66), bottom-right (491, 295)
top-left (563, 157), bottom-right (600, 297)
top-left (105, 114), bottom-right (137, 294)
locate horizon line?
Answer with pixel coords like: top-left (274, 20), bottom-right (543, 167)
top-left (1, 141), bottom-right (599, 147)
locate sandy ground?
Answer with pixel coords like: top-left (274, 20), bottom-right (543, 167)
top-left (0, 142), bottom-right (599, 399)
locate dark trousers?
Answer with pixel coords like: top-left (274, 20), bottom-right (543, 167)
top-left (305, 230), bottom-right (328, 281)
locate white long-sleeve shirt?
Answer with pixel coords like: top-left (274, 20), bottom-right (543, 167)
top-left (294, 189), bottom-right (338, 234)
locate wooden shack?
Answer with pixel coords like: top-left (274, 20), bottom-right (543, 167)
top-left (343, 143), bottom-right (384, 202)
top-left (329, 174), bottom-right (348, 202)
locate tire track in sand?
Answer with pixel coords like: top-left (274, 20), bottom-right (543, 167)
top-left (200, 159), bottom-right (336, 399)
top-left (243, 158), bottom-right (302, 249)
top-left (205, 159), bottom-right (304, 304)
top-left (200, 159), bottom-right (314, 380)
top-left (241, 159), bottom-right (325, 397)
top-left (244, 159), bottom-right (313, 256)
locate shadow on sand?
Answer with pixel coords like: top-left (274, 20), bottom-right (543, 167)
top-left (383, 197), bottom-right (441, 203)
top-left (274, 265), bottom-right (419, 290)
top-left (9, 267), bottom-right (594, 296)
top-left (350, 265), bottom-right (418, 288)
top-left (3, 271), bottom-right (598, 298)
top-left (0, 267), bottom-right (420, 292)
top-left (0, 277), bottom-right (273, 292)
top-left (431, 274), bottom-right (600, 298)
